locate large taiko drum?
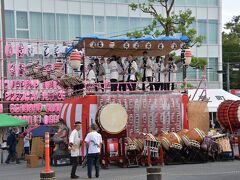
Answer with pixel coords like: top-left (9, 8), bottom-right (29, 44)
top-left (183, 128), bottom-right (205, 148)
top-left (161, 132), bottom-right (182, 150)
top-left (97, 103), bottom-right (128, 134)
top-left (217, 100), bottom-right (240, 130)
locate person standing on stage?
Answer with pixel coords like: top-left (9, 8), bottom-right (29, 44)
top-left (69, 121), bottom-right (82, 179)
top-left (108, 55), bottom-right (119, 91)
top-left (84, 124), bottom-right (102, 179)
top-left (140, 51), bottom-right (153, 91)
top-left (93, 58), bottom-right (106, 91)
top-left (126, 54), bottom-right (138, 91)
top-left (153, 56), bottom-right (165, 91)
top-left (165, 57), bottom-right (177, 90)
top-left (117, 57), bottom-right (127, 91)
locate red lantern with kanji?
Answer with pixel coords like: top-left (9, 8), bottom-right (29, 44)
top-left (69, 51), bottom-right (82, 70)
top-left (184, 48), bottom-right (192, 65)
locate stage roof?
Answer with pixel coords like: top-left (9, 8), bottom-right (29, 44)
top-left (75, 35), bottom-right (189, 57)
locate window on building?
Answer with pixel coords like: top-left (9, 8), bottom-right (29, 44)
top-left (106, 16), bottom-right (118, 36)
top-left (141, 18), bottom-right (152, 28)
top-left (69, 15), bottom-right (81, 40)
top-left (17, 11), bottom-right (28, 29)
top-left (95, 16), bottom-right (105, 34)
top-left (129, 17), bottom-right (141, 31)
top-left (186, 0), bottom-right (197, 6)
top-left (208, 20), bottom-right (218, 44)
top-left (208, 58), bottom-right (218, 81)
top-left (56, 14), bottom-right (69, 40)
top-left (30, 12), bottom-right (42, 39)
top-left (5, 10), bottom-right (15, 38)
top-left (198, 0), bottom-right (208, 6)
top-left (43, 13), bottom-right (55, 40)
top-left (197, 20), bottom-right (207, 44)
top-left (105, 0), bottom-right (117, 3)
top-left (117, 0), bottom-right (129, 3)
top-left (208, 0), bottom-right (218, 6)
top-left (16, 11), bottom-right (29, 38)
top-left (187, 66), bottom-right (197, 79)
top-left (82, 15), bottom-right (94, 36)
top-left (118, 17), bottom-right (129, 37)
top-left (175, 0), bottom-right (185, 6)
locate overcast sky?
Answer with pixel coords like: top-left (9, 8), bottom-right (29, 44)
top-left (222, 0), bottom-right (240, 29)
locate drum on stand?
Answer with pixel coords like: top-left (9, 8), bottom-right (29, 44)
top-left (97, 103), bottom-right (128, 134)
top-left (161, 132), bottom-right (182, 151)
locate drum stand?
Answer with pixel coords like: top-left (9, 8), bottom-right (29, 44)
top-left (100, 130), bottom-right (127, 169)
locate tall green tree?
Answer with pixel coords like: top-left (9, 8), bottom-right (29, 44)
top-left (127, 0), bottom-right (204, 48)
top-left (222, 15), bottom-right (240, 89)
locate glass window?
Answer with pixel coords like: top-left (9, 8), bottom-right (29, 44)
top-left (16, 11), bottom-right (28, 29)
top-left (208, 20), bottom-right (218, 44)
top-left (208, 58), bottom-right (218, 81)
top-left (117, 0), bottom-right (128, 3)
top-left (95, 16), bottom-right (105, 33)
top-left (198, 20), bottom-right (207, 44)
top-left (43, 13), bottom-right (55, 40)
top-left (106, 16), bottom-right (118, 37)
top-left (187, 66), bottom-right (197, 79)
top-left (186, 0), bottom-right (197, 6)
top-left (82, 15), bottom-right (94, 36)
top-left (56, 14), bottom-right (69, 40)
top-left (175, 0), bottom-right (185, 6)
top-left (69, 15), bottom-right (81, 40)
top-left (208, 0), bottom-right (218, 6)
top-left (5, 10), bottom-right (15, 38)
top-left (118, 17), bottom-right (129, 37)
top-left (30, 12), bottom-right (42, 39)
top-left (105, 0), bottom-right (117, 2)
top-left (197, 0), bottom-right (208, 6)
top-left (129, 17), bottom-right (141, 31)
top-left (141, 18), bottom-right (152, 27)
top-left (17, 30), bottom-right (29, 39)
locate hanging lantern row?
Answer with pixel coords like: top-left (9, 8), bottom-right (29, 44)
top-left (89, 41), bottom-right (181, 50)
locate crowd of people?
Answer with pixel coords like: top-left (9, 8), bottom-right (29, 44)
top-left (84, 51), bottom-right (178, 92)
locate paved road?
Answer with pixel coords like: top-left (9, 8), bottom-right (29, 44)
top-left (1, 160), bottom-right (240, 180)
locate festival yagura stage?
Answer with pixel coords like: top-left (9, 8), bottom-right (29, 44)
top-left (60, 93), bottom-right (188, 154)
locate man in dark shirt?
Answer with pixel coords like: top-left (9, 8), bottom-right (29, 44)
top-left (5, 128), bottom-right (20, 164)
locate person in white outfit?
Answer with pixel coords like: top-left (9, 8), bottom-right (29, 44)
top-left (69, 121), bottom-right (82, 179)
top-left (117, 57), bottom-right (127, 91)
top-left (108, 55), bottom-right (119, 91)
top-left (165, 57), bottom-right (177, 90)
top-left (93, 58), bottom-right (106, 91)
top-left (153, 56), bottom-right (166, 91)
top-left (85, 124), bottom-right (102, 179)
top-left (126, 54), bottom-right (138, 91)
top-left (87, 64), bottom-right (96, 83)
top-left (140, 51), bottom-right (154, 91)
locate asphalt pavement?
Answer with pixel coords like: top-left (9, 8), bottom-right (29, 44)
top-left (1, 160), bottom-right (240, 180)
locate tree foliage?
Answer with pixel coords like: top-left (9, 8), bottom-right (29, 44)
top-left (222, 15), bottom-right (240, 89)
top-left (223, 15), bottom-right (240, 62)
top-left (127, 0), bottom-right (204, 47)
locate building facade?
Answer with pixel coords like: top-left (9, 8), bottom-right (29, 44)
top-left (2, 0), bottom-right (222, 88)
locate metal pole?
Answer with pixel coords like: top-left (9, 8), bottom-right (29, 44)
top-left (1, 0), bottom-right (7, 103)
top-left (227, 62), bottom-right (230, 92)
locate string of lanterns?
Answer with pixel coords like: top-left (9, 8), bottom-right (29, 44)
top-left (88, 40), bottom-right (183, 50)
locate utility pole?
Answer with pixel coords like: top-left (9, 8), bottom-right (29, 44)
top-left (227, 62), bottom-right (230, 92)
top-left (1, 0), bottom-right (7, 106)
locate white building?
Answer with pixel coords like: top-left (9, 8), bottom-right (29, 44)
top-left (1, 0), bottom-right (222, 88)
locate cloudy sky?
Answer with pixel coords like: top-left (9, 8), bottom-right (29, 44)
top-left (222, 0), bottom-right (240, 29)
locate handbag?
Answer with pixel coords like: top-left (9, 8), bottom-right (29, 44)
top-left (1, 142), bottom-right (7, 150)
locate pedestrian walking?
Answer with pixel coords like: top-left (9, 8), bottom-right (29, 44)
top-left (23, 132), bottom-right (31, 157)
top-left (5, 128), bottom-right (20, 164)
top-left (69, 121), bottom-right (82, 179)
top-left (84, 124), bottom-right (102, 179)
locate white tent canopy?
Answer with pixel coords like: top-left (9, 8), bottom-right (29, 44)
top-left (188, 89), bottom-right (240, 112)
